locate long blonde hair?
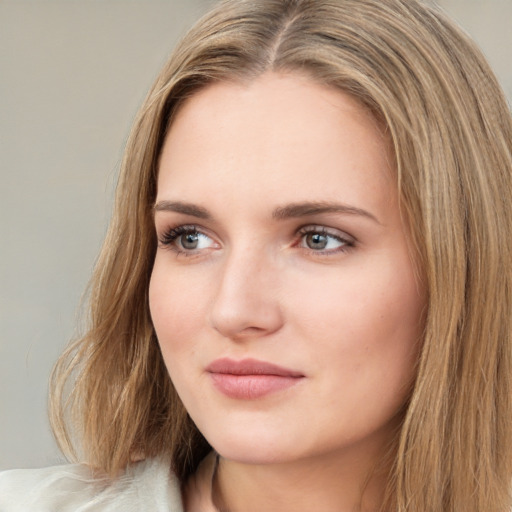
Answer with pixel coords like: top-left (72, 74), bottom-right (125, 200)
top-left (50, 1), bottom-right (512, 510)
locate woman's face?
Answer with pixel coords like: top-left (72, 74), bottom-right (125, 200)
top-left (149, 73), bottom-right (425, 467)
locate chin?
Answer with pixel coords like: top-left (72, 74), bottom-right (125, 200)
top-left (201, 423), bottom-right (302, 465)
top-left (215, 443), bottom-right (295, 466)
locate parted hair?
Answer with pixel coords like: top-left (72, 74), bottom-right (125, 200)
top-left (50, 0), bottom-right (512, 510)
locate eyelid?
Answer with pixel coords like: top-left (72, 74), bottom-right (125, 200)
top-left (157, 223), bottom-right (219, 255)
top-left (297, 224), bottom-right (356, 243)
top-left (295, 224), bottom-right (356, 254)
top-left (156, 222), bottom-right (356, 258)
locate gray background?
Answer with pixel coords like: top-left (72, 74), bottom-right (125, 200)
top-left (1, 0), bottom-right (511, 470)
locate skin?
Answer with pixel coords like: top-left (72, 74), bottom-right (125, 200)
top-left (149, 72), bottom-right (425, 512)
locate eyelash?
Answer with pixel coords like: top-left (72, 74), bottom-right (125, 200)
top-left (296, 226), bottom-right (355, 255)
top-left (157, 224), bottom-right (355, 256)
top-left (157, 225), bottom-right (211, 256)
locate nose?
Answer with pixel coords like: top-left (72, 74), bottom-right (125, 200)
top-left (209, 248), bottom-right (284, 340)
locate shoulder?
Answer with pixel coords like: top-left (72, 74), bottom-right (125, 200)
top-left (0, 458), bottom-right (183, 512)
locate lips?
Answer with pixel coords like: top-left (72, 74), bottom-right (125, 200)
top-left (206, 358), bottom-right (304, 399)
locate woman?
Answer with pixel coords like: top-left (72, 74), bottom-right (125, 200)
top-left (1, 0), bottom-right (511, 511)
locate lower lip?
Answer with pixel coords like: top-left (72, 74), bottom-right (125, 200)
top-left (209, 373), bottom-right (303, 399)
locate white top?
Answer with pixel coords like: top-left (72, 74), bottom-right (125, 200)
top-left (0, 457), bottom-right (185, 512)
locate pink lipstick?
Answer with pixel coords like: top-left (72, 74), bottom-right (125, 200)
top-left (206, 358), bottom-right (304, 399)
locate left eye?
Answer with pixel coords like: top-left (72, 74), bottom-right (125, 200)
top-left (300, 230), bottom-right (350, 251)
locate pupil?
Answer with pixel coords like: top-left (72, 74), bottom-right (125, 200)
top-left (182, 232), bottom-right (199, 249)
top-left (307, 233), bottom-right (327, 250)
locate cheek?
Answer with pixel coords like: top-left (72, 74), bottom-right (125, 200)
top-left (291, 260), bottom-right (422, 334)
top-left (286, 255), bottom-right (424, 387)
top-left (148, 265), bottom-right (209, 413)
top-left (148, 258), bottom-right (206, 358)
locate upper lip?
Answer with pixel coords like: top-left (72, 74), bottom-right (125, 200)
top-left (206, 358), bottom-right (304, 377)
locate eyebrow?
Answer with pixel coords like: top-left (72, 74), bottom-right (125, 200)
top-left (153, 200), bottom-right (211, 219)
top-left (153, 200), bottom-right (379, 224)
top-left (271, 201), bottom-right (380, 224)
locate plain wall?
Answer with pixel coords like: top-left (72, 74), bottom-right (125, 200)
top-left (1, 0), bottom-right (511, 470)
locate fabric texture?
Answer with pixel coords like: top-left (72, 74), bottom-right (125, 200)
top-left (0, 457), bottom-right (185, 512)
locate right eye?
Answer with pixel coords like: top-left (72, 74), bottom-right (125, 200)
top-left (158, 225), bottom-right (216, 254)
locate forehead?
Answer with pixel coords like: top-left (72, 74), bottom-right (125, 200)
top-left (165, 73), bottom-right (386, 155)
top-left (157, 72), bottom-right (394, 216)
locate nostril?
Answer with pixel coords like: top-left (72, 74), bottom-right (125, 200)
top-left (208, 251), bottom-right (285, 339)
top-left (209, 290), bottom-right (284, 340)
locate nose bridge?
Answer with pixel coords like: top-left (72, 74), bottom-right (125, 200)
top-left (210, 242), bottom-right (283, 338)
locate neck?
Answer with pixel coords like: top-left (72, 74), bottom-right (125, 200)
top-left (213, 443), bottom-right (392, 512)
